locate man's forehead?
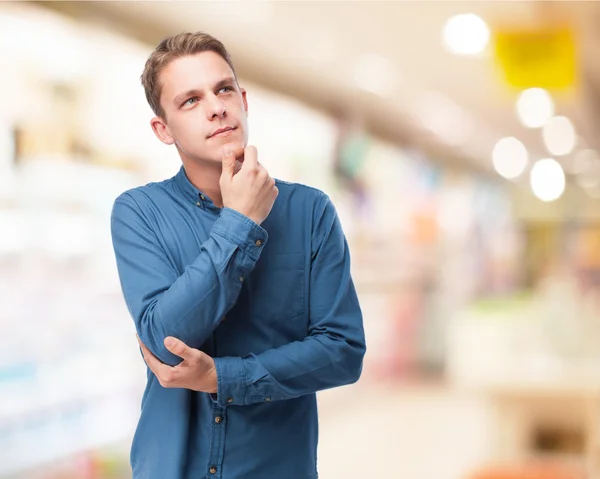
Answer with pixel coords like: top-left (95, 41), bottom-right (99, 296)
top-left (163, 53), bottom-right (233, 90)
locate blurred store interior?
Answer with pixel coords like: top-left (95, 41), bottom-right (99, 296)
top-left (2, 1), bottom-right (600, 478)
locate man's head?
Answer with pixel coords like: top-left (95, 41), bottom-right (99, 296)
top-left (141, 32), bottom-right (248, 166)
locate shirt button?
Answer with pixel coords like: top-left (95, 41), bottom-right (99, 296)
top-left (195, 201), bottom-right (201, 207)
top-left (200, 194), bottom-right (206, 201)
top-left (265, 397), bottom-right (271, 402)
top-left (209, 466), bottom-right (217, 474)
top-left (226, 397), bottom-right (234, 403)
top-left (238, 276), bottom-right (245, 283)
top-left (215, 416), bottom-right (222, 423)
top-left (255, 239), bottom-right (263, 247)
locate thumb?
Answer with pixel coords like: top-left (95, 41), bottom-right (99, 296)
top-left (164, 336), bottom-right (196, 362)
top-left (221, 145), bottom-right (236, 179)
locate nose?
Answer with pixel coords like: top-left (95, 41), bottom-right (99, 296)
top-left (206, 94), bottom-right (226, 120)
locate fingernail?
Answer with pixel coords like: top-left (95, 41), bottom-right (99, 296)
top-left (164, 337), bottom-right (175, 348)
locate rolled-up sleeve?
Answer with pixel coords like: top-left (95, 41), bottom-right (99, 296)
top-left (111, 192), bottom-right (268, 366)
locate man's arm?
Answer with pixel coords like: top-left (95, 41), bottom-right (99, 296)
top-left (212, 193), bottom-right (366, 406)
top-left (111, 192), bottom-right (267, 366)
top-left (112, 145), bottom-right (277, 367)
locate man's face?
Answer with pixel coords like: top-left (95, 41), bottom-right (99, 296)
top-left (152, 51), bottom-right (248, 164)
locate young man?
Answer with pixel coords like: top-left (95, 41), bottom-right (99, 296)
top-left (110, 32), bottom-right (366, 479)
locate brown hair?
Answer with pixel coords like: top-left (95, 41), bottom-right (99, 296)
top-left (141, 32), bottom-right (237, 118)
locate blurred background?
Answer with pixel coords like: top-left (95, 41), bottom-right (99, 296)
top-left (2, 1), bottom-right (600, 478)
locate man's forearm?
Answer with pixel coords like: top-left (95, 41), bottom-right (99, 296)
top-left (112, 194), bottom-right (268, 366)
top-left (213, 279), bottom-right (365, 407)
top-left (213, 328), bottom-right (365, 406)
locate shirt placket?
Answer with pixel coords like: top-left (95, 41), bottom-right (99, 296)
top-left (206, 404), bottom-right (227, 478)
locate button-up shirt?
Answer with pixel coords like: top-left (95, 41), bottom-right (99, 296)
top-left (110, 166), bottom-right (366, 479)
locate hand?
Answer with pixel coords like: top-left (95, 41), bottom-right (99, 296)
top-left (137, 336), bottom-right (218, 394)
top-left (219, 144), bottom-right (278, 225)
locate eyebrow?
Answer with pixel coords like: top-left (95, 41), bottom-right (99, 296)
top-left (173, 77), bottom-right (237, 106)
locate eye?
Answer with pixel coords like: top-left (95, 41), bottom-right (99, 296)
top-left (218, 86), bottom-right (233, 94)
top-left (183, 97), bottom-right (198, 107)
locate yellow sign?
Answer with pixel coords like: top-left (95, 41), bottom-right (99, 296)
top-left (494, 27), bottom-right (577, 89)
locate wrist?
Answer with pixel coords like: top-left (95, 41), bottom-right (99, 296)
top-left (208, 367), bottom-right (218, 394)
top-left (205, 358), bottom-right (218, 394)
top-left (227, 206), bottom-right (260, 226)
top-left (212, 357), bottom-right (247, 407)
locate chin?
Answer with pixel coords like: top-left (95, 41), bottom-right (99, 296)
top-left (201, 154), bottom-right (224, 166)
top-left (183, 148), bottom-right (222, 166)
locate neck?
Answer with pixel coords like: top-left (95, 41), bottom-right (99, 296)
top-left (181, 158), bottom-right (223, 208)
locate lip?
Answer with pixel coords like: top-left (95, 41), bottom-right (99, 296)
top-left (209, 126), bottom-right (236, 138)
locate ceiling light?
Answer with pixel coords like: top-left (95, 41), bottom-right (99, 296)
top-left (543, 116), bottom-right (576, 156)
top-left (442, 14), bottom-right (490, 56)
top-left (574, 153), bottom-right (600, 189)
top-left (530, 158), bottom-right (565, 202)
top-left (492, 137), bottom-right (528, 179)
top-left (576, 174), bottom-right (600, 190)
top-left (571, 149), bottom-right (599, 175)
top-left (516, 88), bottom-right (554, 128)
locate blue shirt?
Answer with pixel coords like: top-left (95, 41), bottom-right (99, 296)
top-left (110, 166), bottom-right (366, 479)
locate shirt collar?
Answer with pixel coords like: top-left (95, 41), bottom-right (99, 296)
top-left (174, 166), bottom-right (218, 209)
top-left (174, 165), bottom-right (203, 203)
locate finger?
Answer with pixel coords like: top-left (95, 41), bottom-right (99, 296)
top-left (233, 160), bottom-right (243, 175)
top-left (231, 145), bottom-right (245, 162)
top-left (139, 339), bottom-right (171, 377)
top-left (241, 145), bottom-right (258, 171)
top-left (264, 172), bottom-right (275, 187)
top-left (164, 336), bottom-right (197, 362)
top-left (221, 144), bottom-right (236, 178)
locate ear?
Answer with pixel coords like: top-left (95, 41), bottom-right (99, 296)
top-left (150, 116), bottom-right (175, 145)
top-left (240, 87), bottom-right (248, 116)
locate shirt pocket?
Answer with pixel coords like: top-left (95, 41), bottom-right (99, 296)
top-left (249, 252), bottom-right (306, 322)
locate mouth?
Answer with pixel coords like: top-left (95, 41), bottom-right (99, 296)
top-left (209, 126), bottom-right (236, 139)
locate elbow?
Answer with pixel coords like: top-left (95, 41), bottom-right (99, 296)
top-left (341, 340), bottom-right (366, 385)
top-left (137, 302), bottom-right (183, 367)
top-left (138, 330), bottom-right (182, 367)
top-left (152, 340), bottom-right (183, 367)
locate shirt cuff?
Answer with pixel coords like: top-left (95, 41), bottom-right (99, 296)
top-left (213, 356), bottom-right (248, 407)
top-left (212, 208), bottom-right (268, 261)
